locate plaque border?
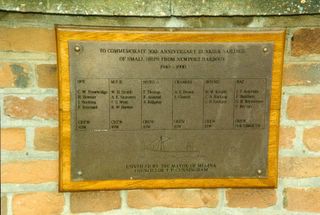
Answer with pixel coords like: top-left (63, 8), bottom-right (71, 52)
top-left (56, 26), bottom-right (285, 191)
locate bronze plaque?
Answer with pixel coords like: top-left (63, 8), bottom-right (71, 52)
top-left (69, 41), bottom-right (273, 181)
top-left (57, 27), bottom-right (284, 190)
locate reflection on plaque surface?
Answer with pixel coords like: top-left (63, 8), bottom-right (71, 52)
top-left (69, 41), bottom-right (273, 181)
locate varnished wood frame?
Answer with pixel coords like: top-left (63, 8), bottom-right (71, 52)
top-left (56, 26), bottom-right (285, 191)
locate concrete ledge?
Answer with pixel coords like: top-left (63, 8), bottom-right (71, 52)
top-left (0, 0), bottom-right (319, 16)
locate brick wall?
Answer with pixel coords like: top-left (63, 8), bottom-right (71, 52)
top-left (1, 13), bottom-right (319, 215)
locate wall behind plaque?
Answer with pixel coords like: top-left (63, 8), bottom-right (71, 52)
top-left (1, 0), bottom-right (320, 214)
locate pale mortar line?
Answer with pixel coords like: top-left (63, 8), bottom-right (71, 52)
top-left (280, 93), bottom-right (289, 122)
top-left (64, 208), bottom-right (134, 215)
top-left (25, 127), bottom-right (35, 151)
top-left (0, 89), bottom-right (58, 96)
top-left (62, 192), bottom-right (71, 215)
top-left (113, 207), bottom-right (221, 215)
top-left (0, 94), bottom-right (4, 128)
top-left (282, 85), bottom-right (320, 94)
top-left (294, 126), bottom-right (305, 153)
top-left (29, 62), bottom-right (37, 88)
top-left (284, 56), bottom-right (320, 63)
top-left (0, 52), bottom-right (56, 62)
top-left (279, 149), bottom-right (320, 157)
top-left (275, 178), bottom-right (285, 210)
top-left (98, 207), bottom-right (312, 215)
top-left (0, 119), bottom-right (58, 128)
top-left (218, 188), bottom-right (226, 208)
top-left (283, 60), bottom-right (320, 64)
top-left (95, 206), bottom-right (317, 215)
top-left (6, 193), bottom-right (13, 215)
top-left (221, 208), bottom-right (315, 215)
top-left (73, 209), bottom-right (129, 215)
top-left (0, 58), bottom-right (57, 65)
top-left (1, 183), bottom-right (58, 193)
top-left (280, 120), bottom-right (320, 127)
top-left (280, 178), bottom-right (320, 187)
top-left (1, 114), bottom-right (58, 127)
top-left (1, 151), bottom-right (58, 161)
top-left (283, 29), bottom-right (292, 58)
top-left (120, 190), bottom-right (129, 209)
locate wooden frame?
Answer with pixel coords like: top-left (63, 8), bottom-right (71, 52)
top-left (56, 26), bottom-right (285, 191)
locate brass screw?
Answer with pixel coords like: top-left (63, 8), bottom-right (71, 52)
top-left (74, 45), bottom-right (81, 52)
top-left (263, 47), bottom-right (268, 52)
top-left (257, 169), bottom-right (262, 175)
top-left (77, 170), bottom-right (83, 176)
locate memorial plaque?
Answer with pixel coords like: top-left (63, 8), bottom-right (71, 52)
top-left (56, 26), bottom-right (285, 191)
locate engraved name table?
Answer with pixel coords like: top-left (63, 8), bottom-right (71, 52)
top-left (56, 26), bottom-right (285, 191)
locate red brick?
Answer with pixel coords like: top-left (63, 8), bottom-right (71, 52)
top-left (36, 64), bottom-right (58, 88)
top-left (291, 28), bottom-right (320, 56)
top-left (279, 127), bottom-right (295, 149)
top-left (284, 188), bottom-right (320, 212)
top-left (226, 189), bottom-right (276, 208)
top-left (127, 189), bottom-right (218, 208)
top-left (279, 157), bottom-right (320, 178)
top-left (34, 127), bottom-right (58, 151)
top-left (287, 95), bottom-right (320, 120)
top-left (0, 27), bottom-right (55, 52)
top-left (13, 192), bottom-right (64, 215)
top-left (1, 128), bottom-right (26, 151)
top-left (283, 63), bottom-right (320, 86)
top-left (303, 127), bottom-right (320, 152)
top-left (0, 63), bottom-right (31, 88)
top-left (1, 160), bottom-right (58, 183)
top-left (4, 96), bottom-right (58, 120)
top-left (70, 191), bottom-right (121, 213)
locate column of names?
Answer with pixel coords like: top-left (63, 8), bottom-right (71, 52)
top-left (75, 78), bottom-right (266, 131)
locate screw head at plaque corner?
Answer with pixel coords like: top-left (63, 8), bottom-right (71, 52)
top-left (263, 47), bottom-right (268, 53)
top-left (74, 45), bottom-right (81, 52)
top-left (77, 170), bottom-right (83, 176)
top-left (257, 169), bottom-right (262, 175)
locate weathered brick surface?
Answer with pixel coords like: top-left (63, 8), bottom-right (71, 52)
top-left (13, 192), bottom-right (64, 215)
top-left (279, 157), bottom-right (320, 178)
top-left (303, 127), bottom-right (320, 152)
top-left (283, 63), bottom-right (320, 86)
top-left (279, 127), bottom-right (295, 149)
top-left (287, 95), bottom-right (320, 120)
top-left (1, 13), bottom-right (320, 215)
top-left (284, 188), bottom-right (320, 213)
top-left (36, 64), bottom-right (58, 88)
top-left (70, 191), bottom-right (121, 213)
top-left (4, 96), bottom-right (58, 120)
top-left (1, 160), bottom-right (58, 183)
top-left (1, 128), bottom-right (26, 151)
top-left (34, 127), bottom-right (58, 151)
top-left (291, 28), bottom-right (320, 56)
top-left (1, 196), bottom-right (7, 215)
top-left (0, 27), bottom-right (55, 52)
top-left (128, 189), bottom-right (218, 208)
top-left (226, 189), bottom-right (276, 208)
top-left (0, 63), bottom-right (31, 88)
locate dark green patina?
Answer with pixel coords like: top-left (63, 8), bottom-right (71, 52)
top-left (10, 64), bottom-right (29, 88)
